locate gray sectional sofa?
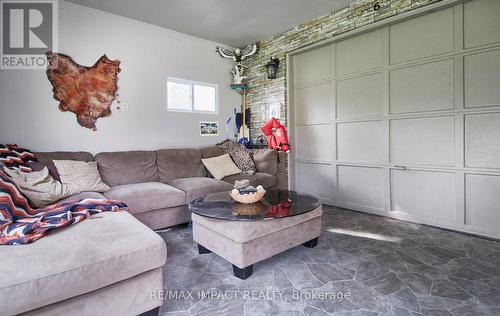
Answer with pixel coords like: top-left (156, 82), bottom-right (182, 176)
top-left (0, 146), bottom-right (286, 316)
top-left (37, 146), bottom-right (287, 229)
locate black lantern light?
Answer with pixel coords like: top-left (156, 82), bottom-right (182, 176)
top-left (265, 57), bottom-right (280, 79)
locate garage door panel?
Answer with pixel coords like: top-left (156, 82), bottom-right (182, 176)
top-left (465, 173), bottom-right (500, 230)
top-left (338, 165), bottom-right (385, 210)
top-left (296, 163), bottom-right (333, 202)
top-left (337, 73), bottom-right (383, 118)
top-left (465, 113), bottom-right (500, 169)
top-left (336, 30), bottom-right (383, 76)
top-left (291, 0), bottom-right (500, 239)
top-left (293, 45), bottom-right (331, 86)
top-left (465, 50), bottom-right (500, 108)
top-left (295, 83), bottom-right (332, 123)
top-left (389, 8), bottom-right (454, 64)
top-left (296, 124), bottom-right (333, 162)
top-left (390, 116), bottom-right (455, 166)
top-left (391, 169), bottom-right (455, 223)
top-left (337, 120), bottom-right (385, 163)
top-left (390, 59), bottom-right (454, 114)
top-left (464, 0), bottom-right (500, 48)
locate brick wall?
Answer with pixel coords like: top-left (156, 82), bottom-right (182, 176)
top-left (245, 0), bottom-right (444, 140)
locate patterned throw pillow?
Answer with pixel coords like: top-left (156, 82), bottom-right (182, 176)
top-left (216, 140), bottom-right (256, 175)
top-left (53, 160), bottom-right (110, 192)
top-left (0, 144), bottom-right (38, 172)
top-left (3, 167), bottom-right (80, 208)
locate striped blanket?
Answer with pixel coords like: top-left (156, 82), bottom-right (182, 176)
top-left (0, 144), bottom-right (38, 172)
top-left (0, 170), bottom-right (127, 245)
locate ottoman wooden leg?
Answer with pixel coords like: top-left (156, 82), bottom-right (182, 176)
top-left (303, 237), bottom-right (319, 248)
top-left (198, 244), bottom-right (212, 254)
top-left (233, 265), bottom-right (253, 279)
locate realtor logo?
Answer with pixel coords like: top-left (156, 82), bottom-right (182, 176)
top-left (1, 0), bottom-right (58, 69)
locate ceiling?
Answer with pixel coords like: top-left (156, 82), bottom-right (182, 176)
top-left (65, 0), bottom-right (353, 47)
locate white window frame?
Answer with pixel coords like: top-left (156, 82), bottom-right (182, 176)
top-left (166, 77), bottom-right (219, 114)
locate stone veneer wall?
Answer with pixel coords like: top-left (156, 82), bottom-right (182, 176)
top-left (245, 0), bottom-right (444, 140)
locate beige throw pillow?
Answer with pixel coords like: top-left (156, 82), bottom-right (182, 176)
top-left (201, 154), bottom-right (242, 180)
top-left (3, 167), bottom-right (80, 208)
top-left (53, 160), bottom-right (110, 192)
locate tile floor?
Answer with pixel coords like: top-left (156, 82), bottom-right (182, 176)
top-left (157, 206), bottom-right (500, 316)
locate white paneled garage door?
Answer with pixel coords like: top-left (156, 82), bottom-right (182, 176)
top-left (290, 0), bottom-right (500, 238)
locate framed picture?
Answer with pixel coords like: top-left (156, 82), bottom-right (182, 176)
top-left (200, 121), bottom-right (219, 136)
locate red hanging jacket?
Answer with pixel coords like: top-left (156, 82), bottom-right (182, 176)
top-left (260, 117), bottom-right (290, 152)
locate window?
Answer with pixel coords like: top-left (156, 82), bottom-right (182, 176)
top-left (167, 78), bottom-right (218, 113)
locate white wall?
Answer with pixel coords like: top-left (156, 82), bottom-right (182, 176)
top-left (0, 1), bottom-right (240, 153)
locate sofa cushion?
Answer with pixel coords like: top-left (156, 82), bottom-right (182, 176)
top-left (156, 149), bottom-right (206, 182)
top-left (223, 172), bottom-right (277, 189)
top-left (21, 268), bottom-right (164, 316)
top-left (95, 151), bottom-right (158, 186)
top-left (103, 182), bottom-right (185, 214)
top-left (134, 205), bottom-right (190, 230)
top-left (167, 177), bottom-right (233, 204)
top-left (251, 149), bottom-right (278, 176)
top-left (0, 211), bottom-right (167, 316)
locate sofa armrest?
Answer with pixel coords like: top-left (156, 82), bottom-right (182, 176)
top-left (250, 149), bottom-right (288, 190)
top-left (250, 149), bottom-right (277, 175)
top-left (276, 151), bottom-right (288, 190)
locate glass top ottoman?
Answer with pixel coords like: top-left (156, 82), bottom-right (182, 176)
top-left (189, 190), bottom-right (322, 279)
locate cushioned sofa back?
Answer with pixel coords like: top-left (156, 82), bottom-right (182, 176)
top-left (95, 151), bottom-right (158, 186)
top-left (200, 146), bottom-right (225, 159)
top-left (156, 149), bottom-right (206, 182)
top-left (36, 151), bottom-right (94, 163)
top-left (199, 146), bottom-right (279, 176)
top-left (33, 152), bottom-right (94, 181)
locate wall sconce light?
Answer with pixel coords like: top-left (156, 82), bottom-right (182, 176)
top-left (265, 57), bottom-right (280, 79)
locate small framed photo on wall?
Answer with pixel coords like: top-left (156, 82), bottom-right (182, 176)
top-left (200, 121), bottom-right (219, 136)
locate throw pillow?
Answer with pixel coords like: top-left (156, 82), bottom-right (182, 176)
top-left (3, 167), bottom-right (80, 208)
top-left (53, 160), bottom-right (110, 192)
top-left (201, 154), bottom-right (242, 180)
top-left (27, 160), bottom-right (61, 181)
top-left (216, 139), bottom-right (256, 175)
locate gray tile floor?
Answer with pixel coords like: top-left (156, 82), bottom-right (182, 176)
top-left (157, 206), bottom-right (500, 316)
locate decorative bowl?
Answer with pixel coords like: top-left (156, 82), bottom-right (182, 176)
top-left (230, 190), bottom-right (266, 204)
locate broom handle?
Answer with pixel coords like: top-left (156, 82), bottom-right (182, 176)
top-left (242, 89), bottom-right (246, 138)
